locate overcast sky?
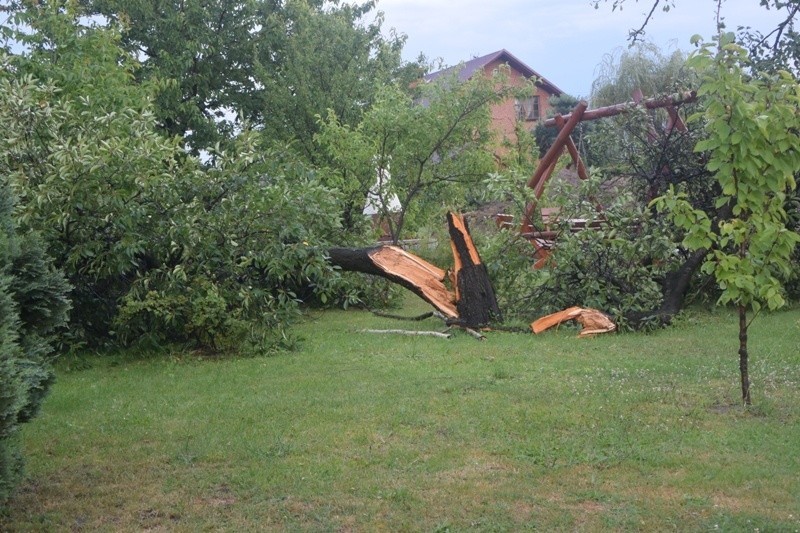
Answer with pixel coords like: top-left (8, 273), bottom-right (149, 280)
top-left (375, 0), bottom-right (788, 98)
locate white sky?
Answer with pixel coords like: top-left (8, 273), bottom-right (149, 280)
top-left (375, 0), bottom-right (789, 97)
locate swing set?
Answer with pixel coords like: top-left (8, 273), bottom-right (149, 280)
top-left (499, 89), bottom-right (698, 267)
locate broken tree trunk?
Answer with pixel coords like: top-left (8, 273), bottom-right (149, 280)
top-left (327, 245), bottom-right (458, 319)
top-left (447, 212), bottom-right (502, 326)
top-left (327, 212), bottom-right (501, 329)
top-left (624, 247), bottom-right (709, 329)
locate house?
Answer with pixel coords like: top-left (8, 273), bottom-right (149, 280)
top-left (423, 49), bottom-right (563, 147)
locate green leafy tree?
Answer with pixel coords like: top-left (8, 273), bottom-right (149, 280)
top-left (654, 34), bottom-right (800, 405)
top-left (2, 4), bottom-right (354, 351)
top-left (76, 0), bottom-right (411, 156)
top-left (317, 69), bottom-right (523, 243)
top-left (0, 175), bottom-right (70, 505)
top-left (79, 0), bottom-right (265, 151)
top-left (253, 0), bottom-right (411, 163)
top-left (0, 10), bottom-right (187, 344)
top-left (115, 132), bottom-right (351, 351)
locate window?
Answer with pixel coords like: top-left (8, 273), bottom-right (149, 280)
top-left (515, 96), bottom-right (540, 121)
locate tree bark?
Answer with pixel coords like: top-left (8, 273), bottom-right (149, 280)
top-left (447, 212), bottom-right (502, 326)
top-left (625, 247), bottom-right (708, 328)
top-left (739, 304), bottom-right (751, 405)
top-left (327, 245), bottom-right (458, 320)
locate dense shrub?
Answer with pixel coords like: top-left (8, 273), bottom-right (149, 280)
top-left (114, 136), bottom-right (358, 352)
top-left (0, 177), bottom-right (70, 504)
top-left (480, 172), bottom-right (677, 328)
top-left (1, 13), bottom-right (366, 353)
top-left (0, 41), bottom-right (187, 347)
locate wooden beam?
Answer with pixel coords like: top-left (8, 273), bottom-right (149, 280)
top-left (527, 100), bottom-right (588, 190)
top-left (523, 101), bottom-right (588, 228)
top-left (543, 91), bottom-right (697, 127)
top-left (554, 114), bottom-right (588, 181)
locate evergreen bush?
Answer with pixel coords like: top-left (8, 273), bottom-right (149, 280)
top-left (0, 176), bottom-right (70, 505)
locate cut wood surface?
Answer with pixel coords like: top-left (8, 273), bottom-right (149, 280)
top-left (531, 307), bottom-right (616, 337)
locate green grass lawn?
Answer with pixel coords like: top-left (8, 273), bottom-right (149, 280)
top-left (3, 299), bottom-right (800, 531)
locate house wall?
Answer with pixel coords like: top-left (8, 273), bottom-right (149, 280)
top-left (479, 58), bottom-right (556, 153)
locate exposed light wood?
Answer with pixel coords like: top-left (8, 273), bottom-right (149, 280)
top-left (328, 212), bottom-right (500, 329)
top-left (368, 246), bottom-right (458, 319)
top-left (531, 307), bottom-right (616, 337)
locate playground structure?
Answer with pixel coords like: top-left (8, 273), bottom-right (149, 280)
top-left (503, 90), bottom-right (698, 267)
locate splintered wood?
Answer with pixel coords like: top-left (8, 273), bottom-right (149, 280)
top-left (326, 212), bottom-right (500, 329)
top-left (531, 306), bottom-right (616, 337)
top-left (369, 246), bottom-right (458, 319)
top-left (447, 212), bottom-right (502, 326)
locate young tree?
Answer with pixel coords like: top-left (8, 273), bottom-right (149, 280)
top-left (654, 34), bottom-right (800, 405)
top-left (316, 68), bottom-right (526, 243)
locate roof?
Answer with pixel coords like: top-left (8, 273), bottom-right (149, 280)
top-left (423, 49), bottom-right (563, 96)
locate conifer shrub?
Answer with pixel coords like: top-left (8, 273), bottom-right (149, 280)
top-left (0, 177), bottom-right (70, 504)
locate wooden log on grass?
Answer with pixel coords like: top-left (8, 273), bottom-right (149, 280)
top-left (531, 307), bottom-right (616, 337)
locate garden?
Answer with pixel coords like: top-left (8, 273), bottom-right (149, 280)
top-left (2, 298), bottom-right (799, 530)
top-left (1, 1), bottom-right (799, 530)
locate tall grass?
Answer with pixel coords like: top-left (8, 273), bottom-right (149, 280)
top-left (3, 300), bottom-right (799, 531)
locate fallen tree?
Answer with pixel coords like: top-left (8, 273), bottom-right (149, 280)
top-left (328, 212), bottom-right (501, 329)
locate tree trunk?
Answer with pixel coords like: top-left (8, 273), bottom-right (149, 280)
top-left (739, 304), bottom-right (751, 405)
top-left (327, 245), bottom-right (458, 320)
top-left (447, 212), bottom-right (502, 326)
top-left (625, 247), bottom-right (708, 328)
top-left (327, 212), bottom-right (500, 329)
